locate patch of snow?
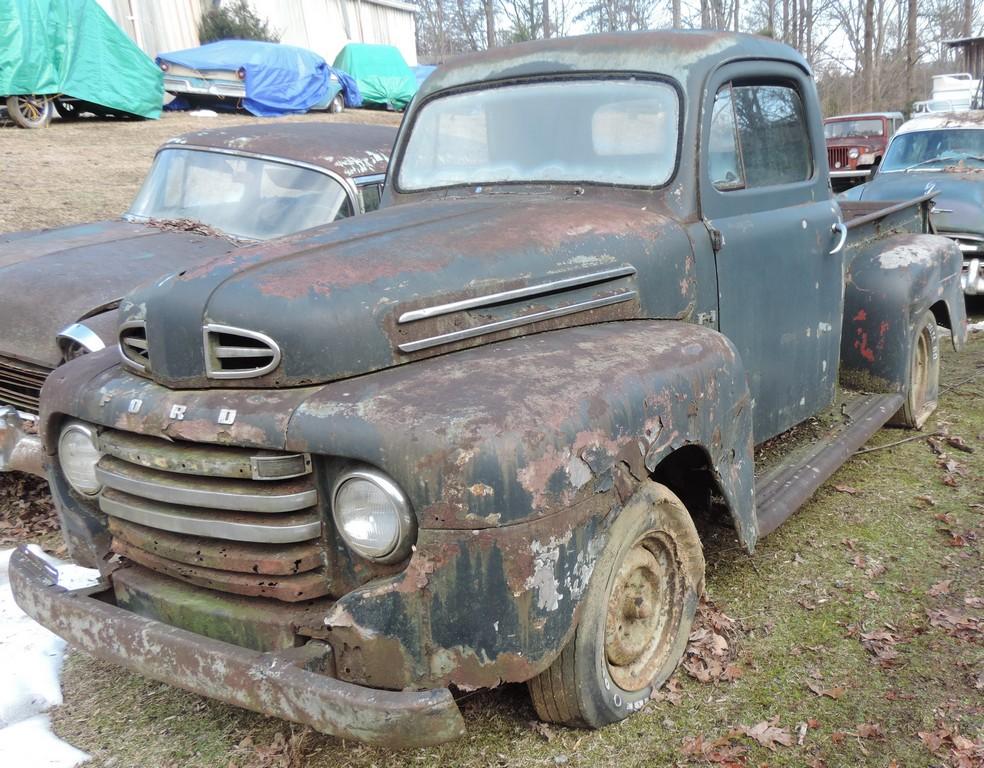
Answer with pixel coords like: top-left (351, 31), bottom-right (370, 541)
top-left (0, 549), bottom-right (91, 767)
top-left (968, 319), bottom-right (984, 332)
top-left (188, 109), bottom-right (218, 117)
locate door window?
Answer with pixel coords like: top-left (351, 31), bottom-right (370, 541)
top-left (360, 183), bottom-right (383, 212)
top-left (711, 82), bottom-right (813, 189)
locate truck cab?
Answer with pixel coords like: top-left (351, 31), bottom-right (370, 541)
top-left (11, 31), bottom-right (967, 746)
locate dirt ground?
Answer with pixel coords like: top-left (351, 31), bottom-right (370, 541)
top-left (0, 111), bottom-right (982, 767)
top-left (0, 109), bottom-right (401, 232)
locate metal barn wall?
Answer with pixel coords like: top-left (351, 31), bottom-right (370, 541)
top-left (96, 0), bottom-right (417, 65)
top-left (96, 0), bottom-right (205, 57)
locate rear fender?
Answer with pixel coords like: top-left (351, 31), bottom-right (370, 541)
top-left (842, 233), bottom-right (967, 392)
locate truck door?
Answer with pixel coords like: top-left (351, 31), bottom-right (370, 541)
top-left (699, 62), bottom-right (845, 443)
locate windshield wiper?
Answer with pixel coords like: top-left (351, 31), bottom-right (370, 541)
top-left (905, 154), bottom-right (984, 172)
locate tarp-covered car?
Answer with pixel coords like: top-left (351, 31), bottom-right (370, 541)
top-left (0, 121), bottom-right (395, 476)
top-left (333, 43), bottom-right (417, 111)
top-left (159, 40), bottom-right (351, 117)
top-left (0, 0), bottom-right (163, 127)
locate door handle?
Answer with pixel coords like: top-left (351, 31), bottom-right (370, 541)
top-left (829, 222), bottom-right (848, 255)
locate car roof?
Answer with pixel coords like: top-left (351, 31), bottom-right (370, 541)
top-left (896, 111), bottom-right (984, 134)
top-left (161, 122), bottom-right (397, 178)
top-left (824, 112), bottom-right (904, 121)
top-left (418, 30), bottom-right (808, 100)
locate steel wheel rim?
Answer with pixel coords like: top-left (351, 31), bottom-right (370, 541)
top-left (604, 532), bottom-right (679, 691)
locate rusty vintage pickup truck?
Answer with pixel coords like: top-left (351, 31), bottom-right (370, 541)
top-left (10, 31), bottom-right (968, 746)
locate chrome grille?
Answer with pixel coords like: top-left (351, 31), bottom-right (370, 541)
top-left (203, 323), bottom-right (281, 380)
top-left (0, 355), bottom-right (51, 414)
top-left (96, 428), bottom-right (327, 602)
top-left (119, 322), bottom-right (149, 371)
top-left (827, 146), bottom-right (850, 168)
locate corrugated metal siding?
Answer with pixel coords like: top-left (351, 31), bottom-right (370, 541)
top-left (97, 0), bottom-right (204, 57)
top-left (96, 0), bottom-right (417, 68)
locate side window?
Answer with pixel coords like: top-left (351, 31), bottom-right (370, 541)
top-left (709, 86), bottom-right (744, 190)
top-left (360, 183), bottom-right (382, 213)
top-left (731, 83), bottom-right (813, 187)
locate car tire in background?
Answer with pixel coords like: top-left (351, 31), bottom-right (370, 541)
top-left (329, 93), bottom-right (345, 113)
top-left (6, 95), bottom-right (53, 128)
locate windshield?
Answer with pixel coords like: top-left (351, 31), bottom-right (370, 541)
top-left (127, 149), bottom-right (353, 240)
top-left (880, 129), bottom-right (984, 172)
top-left (824, 119), bottom-right (884, 139)
top-left (398, 79), bottom-right (679, 190)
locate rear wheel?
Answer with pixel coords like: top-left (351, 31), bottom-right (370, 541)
top-left (329, 93), bottom-right (344, 113)
top-left (528, 482), bottom-right (704, 727)
top-left (6, 95), bottom-right (52, 128)
top-left (890, 309), bottom-right (940, 429)
top-left (54, 97), bottom-right (82, 121)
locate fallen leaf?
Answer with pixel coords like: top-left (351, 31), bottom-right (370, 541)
top-left (856, 723), bottom-right (884, 739)
top-left (739, 718), bottom-right (792, 751)
top-left (928, 580), bottom-right (952, 597)
top-left (945, 435), bottom-right (974, 453)
top-left (807, 681), bottom-right (846, 699)
top-left (834, 484), bottom-right (859, 495)
top-left (914, 493), bottom-right (937, 507)
top-left (863, 590), bottom-right (881, 602)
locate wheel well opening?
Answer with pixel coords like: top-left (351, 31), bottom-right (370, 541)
top-left (649, 446), bottom-right (734, 543)
top-left (928, 299), bottom-right (951, 331)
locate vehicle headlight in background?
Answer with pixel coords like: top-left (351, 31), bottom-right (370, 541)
top-left (848, 148), bottom-right (860, 159)
top-left (859, 152), bottom-right (876, 165)
top-left (58, 422), bottom-right (102, 496)
top-left (332, 468), bottom-right (415, 562)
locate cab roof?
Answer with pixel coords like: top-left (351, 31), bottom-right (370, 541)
top-left (418, 30), bottom-right (809, 99)
top-left (898, 111), bottom-right (984, 134)
top-left (161, 122), bottom-right (397, 178)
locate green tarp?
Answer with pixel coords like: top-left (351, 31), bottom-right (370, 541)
top-left (0, 0), bottom-right (163, 118)
top-left (332, 43), bottom-right (416, 111)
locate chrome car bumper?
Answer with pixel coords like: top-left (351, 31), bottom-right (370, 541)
top-left (962, 257), bottom-right (983, 295)
top-left (8, 544), bottom-right (467, 746)
top-left (0, 406), bottom-right (44, 476)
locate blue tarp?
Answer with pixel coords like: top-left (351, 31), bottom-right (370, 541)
top-left (157, 40), bottom-right (333, 117)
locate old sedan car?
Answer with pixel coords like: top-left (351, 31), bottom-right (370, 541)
top-left (841, 112), bottom-right (984, 297)
top-left (0, 121), bottom-right (395, 476)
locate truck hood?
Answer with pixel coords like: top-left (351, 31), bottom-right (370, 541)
top-left (855, 170), bottom-right (984, 236)
top-left (123, 194), bottom-right (695, 389)
top-left (0, 220), bottom-right (239, 368)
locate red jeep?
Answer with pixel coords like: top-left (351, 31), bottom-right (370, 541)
top-left (824, 112), bottom-right (904, 188)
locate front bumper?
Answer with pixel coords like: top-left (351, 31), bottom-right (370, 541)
top-left (0, 405), bottom-right (44, 476)
top-left (961, 257), bottom-right (983, 295)
top-left (829, 168), bottom-right (870, 179)
top-left (8, 544), bottom-right (466, 747)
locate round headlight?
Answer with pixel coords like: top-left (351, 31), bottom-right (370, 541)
top-left (58, 422), bottom-right (102, 496)
top-left (848, 148), bottom-right (860, 159)
top-left (332, 469), bottom-right (415, 562)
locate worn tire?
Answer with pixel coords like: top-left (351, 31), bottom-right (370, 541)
top-left (528, 482), bottom-right (704, 728)
top-left (6, 95), bottom-right (52, 128)
top-left (890, 309), bottom-right (940, 429)
top-left (329, 93), bottom-right (344, 113)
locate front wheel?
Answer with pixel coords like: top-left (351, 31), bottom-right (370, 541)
top-left (328, 93), bottom-right (344, 113)
top-left (528, 482), bottom-right (704, 728)
top-left (6, 95), bottom-right (53, 128)
top-left (890, 309), bottom-right (940, 429)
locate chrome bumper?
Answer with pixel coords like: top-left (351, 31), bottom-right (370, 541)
top-left (8, 544), bottom-right (466, 746)
top-left (828, 169), bottom-right (869, 179)
top-left (962, 257), bottom-right (983, 295)
top-left (0, 406), bottom-right (44, 476)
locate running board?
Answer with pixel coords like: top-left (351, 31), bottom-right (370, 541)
top-left (755, 393), bottom-right (904, 537)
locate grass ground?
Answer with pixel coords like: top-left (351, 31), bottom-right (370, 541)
top-left (1, 111), bottom-right (981, 767)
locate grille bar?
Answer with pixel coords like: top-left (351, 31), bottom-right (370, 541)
top-left (97, 456), bottom-right (317, 513)
top-left (100, 488), bottom-right (323, 544)
top-left (827, 147), bottom-right (850, 167)
top-left (0, 357), bottom-right (50, 414)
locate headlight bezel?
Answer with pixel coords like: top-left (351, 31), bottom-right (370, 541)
top-left (58, 421), bottom-right (102, 497)
top-left (331, 467), bottom-right (416, 564)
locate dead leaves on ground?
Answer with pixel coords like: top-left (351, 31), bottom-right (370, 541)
top-left (919, 725), bottom-right (984, 768)
top-left (680, 719), bottom-right (793, 765)
top-left (858, 626), bottom-right (903, 666)
top-left (0, 473), bottom-right (58, 545)
top-left (681, 599), bottom-right (743, 684)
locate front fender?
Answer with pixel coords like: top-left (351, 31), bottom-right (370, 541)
top-left (842, 233), bottom-right (967, 391)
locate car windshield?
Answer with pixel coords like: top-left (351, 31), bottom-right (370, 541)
top-left (880, 128), bottom-right (984, 172)
top-left (398, 79), bottom-right (679, 190)
top-left (824, 119), bottom-right (884, 139)
top-left (127, 148), bottom-right (353, 240)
